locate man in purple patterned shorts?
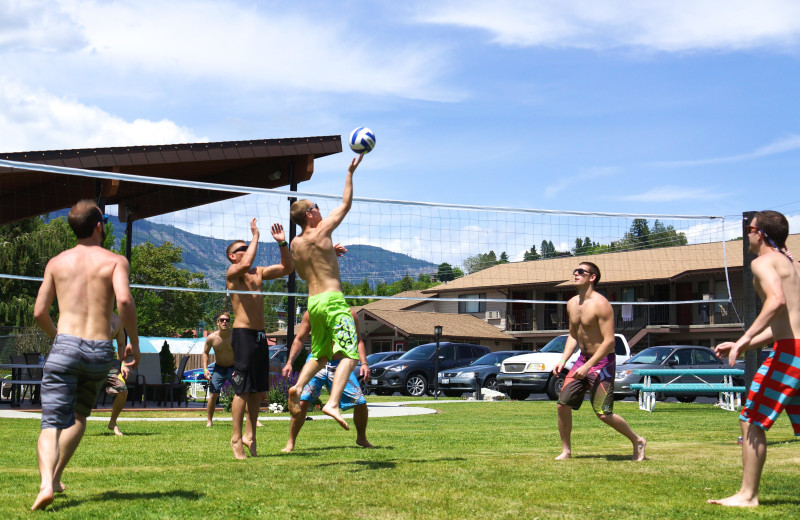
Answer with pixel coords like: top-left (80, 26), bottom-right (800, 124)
top-left (553, 262), bottom-right (646, 461)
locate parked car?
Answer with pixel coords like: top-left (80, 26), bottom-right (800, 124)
top-left (437, 350), bottom-right (532, 397)
top-left (497, 334), bottom-right (632, 400)
top-left (366, 342), bottom-right (491, 397)
top-left (614, 345), bottom-right (745, 402)
top-left (356, 351), bottom-right (405, 394)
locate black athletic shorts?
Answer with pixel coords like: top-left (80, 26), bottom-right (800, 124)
top-left (231, 328), bottom-right (268, 395)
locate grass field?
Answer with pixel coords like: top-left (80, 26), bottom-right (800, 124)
top-left (1, 398), bottom-right (799, 519)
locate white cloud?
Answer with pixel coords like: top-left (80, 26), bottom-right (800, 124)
top-left (543, 166), bottom-right (621, 199)
top-left (415, 0), bottom-right (800, 52)
top-left (619, 186), bottom-right (729, 202)
top-left (652, 134), bottom-right (800, 168)
top-left (0, 1), bottom-right (84, 52)
top-left (0, 78), bottom-right (204, 151)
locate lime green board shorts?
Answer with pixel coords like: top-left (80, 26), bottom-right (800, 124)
top-left (308, 291), bottom-right (358, 361)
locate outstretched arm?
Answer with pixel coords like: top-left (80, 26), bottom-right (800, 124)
top-left (260, 223), bottom-right (294, 280)
top-left (227, 218), bottom-right (260, 279)
top-left (321, 155), bottom-right (363, 234)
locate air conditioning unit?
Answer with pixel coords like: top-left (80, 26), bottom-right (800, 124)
top-left (485, 311), bottom-right (501, 320)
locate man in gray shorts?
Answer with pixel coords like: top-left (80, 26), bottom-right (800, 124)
top-left (31, 200), bottom-right (140, 511)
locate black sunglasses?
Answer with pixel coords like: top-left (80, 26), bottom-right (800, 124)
top-left (573, 268), bottom-right (593, 276)
top-left (217, 318), bottom-right (230, 323)
top-left (306, 203), bottom-right (319, 213)
top-left (231, 245), bottom-right (248, 254)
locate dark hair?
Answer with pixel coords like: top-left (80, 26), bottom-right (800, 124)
top-left (580, 261), bottom-right (601, 286)
top-left (753, 210), bottom-right (789, 249)
top-left (67, 199), bottom-right (103, 239)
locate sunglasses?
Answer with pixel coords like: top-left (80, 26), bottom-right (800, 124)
top-left (745, 225), bottom-right (760, 235)
top-left (231, 245), bottom-right (248, 254)
top-left (218, 318), bottom-right (230, 323)
top-left (573, 268), bottom-right (593, 276)
top-left (306, 203), bottom-right (319, 213)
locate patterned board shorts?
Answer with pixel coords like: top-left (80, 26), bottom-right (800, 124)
top-left (103, 366), bottom-right (127, 395)
top-left (299, 355), bottom-right (366, 411)
top-left (557, 353), bottom-right (616, 416)
top-left (740, 339), bottom-right (800, 435)
top-left (308, 291), bottom-right (358, 362)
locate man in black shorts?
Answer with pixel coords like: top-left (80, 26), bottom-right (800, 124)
top-left (225, 218), bottom-right (292, 459)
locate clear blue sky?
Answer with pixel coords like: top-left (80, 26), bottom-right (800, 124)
top-left (3, 1), bottom-right (800, 227)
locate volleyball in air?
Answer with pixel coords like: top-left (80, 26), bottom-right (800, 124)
top-left (348, 127), bottom-right (376, 154)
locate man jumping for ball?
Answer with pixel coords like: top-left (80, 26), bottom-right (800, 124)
top-left (709, 211), bottom-right (800, 508)
top-left (553, 261), bottom-right (646, 462)
top-left (287, 154), bottom-right (364, 429)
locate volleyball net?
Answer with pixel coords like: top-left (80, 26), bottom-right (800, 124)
top-left (1, 157), bottom-right (739, 332)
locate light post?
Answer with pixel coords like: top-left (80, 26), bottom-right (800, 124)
top-left (434, 325), bottom-right (443, 400)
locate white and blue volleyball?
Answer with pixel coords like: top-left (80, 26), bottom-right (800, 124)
top-left (348, 127), bottom-right (376, 154)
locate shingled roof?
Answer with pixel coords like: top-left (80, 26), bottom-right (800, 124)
top-left (361, 309), bottom-right (514, 341)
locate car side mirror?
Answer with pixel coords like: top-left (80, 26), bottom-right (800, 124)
top-left (667, 358), bottom-right (678, 366)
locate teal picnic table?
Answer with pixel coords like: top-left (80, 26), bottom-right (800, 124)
top-left (630, 368), bottom-right (746, 412)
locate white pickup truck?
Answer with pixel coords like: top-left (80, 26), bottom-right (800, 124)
top-left (496, 334), bottom-right (632, 400)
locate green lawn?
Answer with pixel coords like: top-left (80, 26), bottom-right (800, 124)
top-left (1, 399), bottom-right (799, 519)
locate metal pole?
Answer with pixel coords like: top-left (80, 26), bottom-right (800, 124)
top-left (287, 162), bottom-right (297, 352)
top-left (742, 211), bottom-right (761, 388)
top-left (434, 330), bottom-right (440, 400)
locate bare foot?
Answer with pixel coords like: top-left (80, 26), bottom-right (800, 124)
top-left (53, 481), bottom-right (66, 494)
top-left (108, 423), bottom-right (123, 436)
top-left (632, 436), bottom-right (647, 461)
top-left (281, 441), bottom-right (295, 453)
top-left (321, 404), bottom-right (350, 430)
top-left (708, 493), bottom-right (758, 507)
top-left (242, 436), bottom-right (258, 457)
top-left (256, 420), bottom-right (264, 427)
top-left (356, 438), bottom-right (375, 449)
top-left (288, 386), bottom-right (301, 415)
top-left (31, 487), bottom-right (54, 511)
top-left (206, 420), bottom-right (212, 427)
top-left (555, 451), bottom-right (571, 460)
top-left (230, 439), bottom-right (247, 460)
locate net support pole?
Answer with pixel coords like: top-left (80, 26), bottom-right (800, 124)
top-left (287, 162), bottom-right (297, 350)
top-left (742, 211), bottom-right (761, 388)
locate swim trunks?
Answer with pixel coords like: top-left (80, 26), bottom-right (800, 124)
top-left (231, 329), bottom-right (268, 394)
top-left (41, 334), bottom-right (115, 429)
top-left (557, 352), bottom-right (616, 415)
top-left (209, 364), bottom-right (235, 394)
top-left (299, 354), bottom-right (366, 411)
top-left (740, 339), bottom-right (800, 435)
top-left (102, 365), bottom-right (127, 395)
top-left (307, 291), bottom-right (358, 361)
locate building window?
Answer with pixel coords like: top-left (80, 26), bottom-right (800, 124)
top-left (458, 294), bottom-right (486, 314)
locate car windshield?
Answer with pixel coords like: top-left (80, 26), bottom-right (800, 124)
top-left (539, 336), bottom-right (569, 354)
top-left (470, 353), bottom-right (501, 366)
top-left (627, 347), bottom-right (674, 364)
top-left (366, 353), bottom-right (391, 364)
top-left (398, 344), bottom-right (436, 360)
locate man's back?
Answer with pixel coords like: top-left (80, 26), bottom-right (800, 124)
top-left (754, 251), bottom-right (800, 340)
top-left (48, 244), bottom-right (123, 341)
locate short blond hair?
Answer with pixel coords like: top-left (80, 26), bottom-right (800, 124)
top-left (290, 199), bottom-right (312, 228)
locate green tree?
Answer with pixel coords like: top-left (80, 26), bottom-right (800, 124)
top-left (159, 340), bottom-right (176, 380)
top-left (437, 262), bottom-right (455, 282)
top-left (129, 241), bottom-right (208, 336)
top-left (523, 245), bottom-right (541, 261)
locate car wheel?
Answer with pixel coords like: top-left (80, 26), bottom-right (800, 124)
top-left (508, 389), bottom-right (530, 400)
top-left (405, 374), bottom-right (428, 397)
top-left (545, 374), bottom-right (564, 401)
top-left (483, 376), bottom-right (498, 391)
top-left (676, 396), bottom-right (696, 403)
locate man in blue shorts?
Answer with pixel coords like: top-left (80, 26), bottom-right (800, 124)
top-left (553, 262), bottom-right (646, 461)
top-left (281, 310), bottom-right (373, 452)
top-left (31, 200), bottom-right (140, 510)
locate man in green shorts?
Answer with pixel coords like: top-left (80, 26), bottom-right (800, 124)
top-left (287, 153), bottom-right (364, 429)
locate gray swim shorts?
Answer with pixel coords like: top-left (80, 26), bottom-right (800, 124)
top-left (41, 334), bottom-right (115, 429)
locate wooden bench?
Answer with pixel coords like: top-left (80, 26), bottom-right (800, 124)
top-left (631, 368), bottom-right (745, 412)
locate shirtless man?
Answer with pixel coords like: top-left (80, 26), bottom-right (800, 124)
top-left (709, 211), bottom-right (800, 508)
top-left (103, 314), bottom-right (131, 436)
top-left (553, 261), bottom-right (646, 462)
top-left (281, 309), bottom-right (373, 452)
top-left (31, 200), bottom-right (140, 510)
top-left (203, 312), bottom-right (235, 427)
top-left (287, 154), bottom-right (364, 429)
top-left (226, 219), bottom-right (292, 459)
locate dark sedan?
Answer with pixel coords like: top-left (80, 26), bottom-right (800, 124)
top-left (614, 345), bottom-right (745, 402)
top-left (437, 350), bottom-right (532, 397)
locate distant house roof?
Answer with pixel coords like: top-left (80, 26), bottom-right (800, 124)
top-left (423, 235), bottom-right (800, 294)
top-left (360, 290), bottom-right (432, 311)
top-left (360, 309), bottom-right (515, 341)
top-left (0, 136), bottom-right (341, 224)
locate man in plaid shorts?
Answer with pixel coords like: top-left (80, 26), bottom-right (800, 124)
top-left (710, 210), bottom-right (800, 508)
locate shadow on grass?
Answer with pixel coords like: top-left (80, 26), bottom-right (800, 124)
top-left (91, 431), bottom-right (157, 437)
top-left (56, 489), bottom-right (204, 510)
top-left (571, 454), bottom-right (637, 461)
top-left (313, 456), bottom-right (467, 471)
top-left (766, 438), bottom-right (800, 447)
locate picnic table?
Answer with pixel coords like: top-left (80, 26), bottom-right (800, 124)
top-left (0, 363), bottom-right (44, 408)
top-left (630, 368), bottom-right (746, 412)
